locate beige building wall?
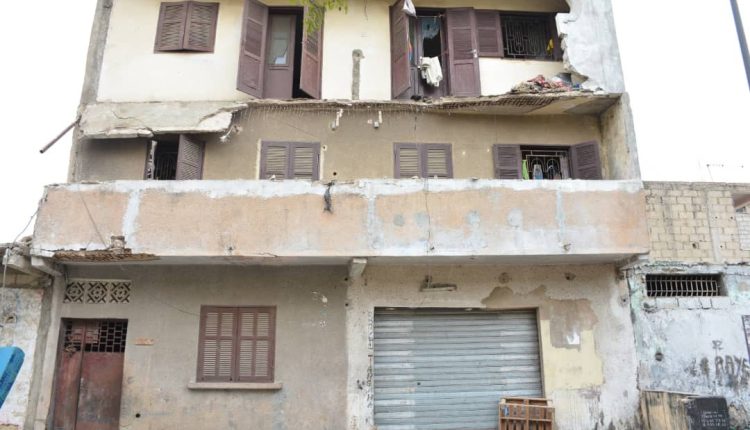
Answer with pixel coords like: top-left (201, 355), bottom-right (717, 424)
top-left (97, 0), bottom-right (568, 102)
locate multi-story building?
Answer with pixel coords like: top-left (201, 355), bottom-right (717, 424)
top-left (3, 0), bottom-right (653, 428)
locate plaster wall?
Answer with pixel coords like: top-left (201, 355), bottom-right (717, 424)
top-left (346, 264), bottom-right (640, 429)
top-left (31, 265), bottom-right (348, 430)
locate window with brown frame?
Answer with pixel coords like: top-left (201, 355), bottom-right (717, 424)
top-left (498, 13), bottom-right (561, 60)
top-left (196, 306), bottom-right (276, 383)
top-left (394, 143), bottom-right (453, 178)
top-left (493, 142), bottom-right (602, 180)
top-left (155, 1), bottom-right (219, 52)
top-left (259, 141), bottom-right (320, 180)
top-left (145, 134), bottom-right (205, 180)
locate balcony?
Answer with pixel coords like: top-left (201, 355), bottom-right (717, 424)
top-left (32, 179), bottom-right (648, 264)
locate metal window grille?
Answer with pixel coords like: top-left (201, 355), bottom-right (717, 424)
top-left (62, 320), bottom-right (128, 353)
top-left (501, 14), bottom-right (553, 59)
top-left (645, 274), bottom-right (722, 297)
top-left (521, 147), bottom-right (570, 180)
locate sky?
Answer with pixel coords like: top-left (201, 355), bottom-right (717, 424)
top-left (0, 0), bottom-right (749, 242)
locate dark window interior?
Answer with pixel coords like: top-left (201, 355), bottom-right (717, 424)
top-left (501, 13), bottom-right (555, 60)
top-left (146, 136), bottom-right (179, 180)
top-left (407, 10), bottom-right (447, 99)
top-left (521, 146), bottom-right (571, 180)
top-left (645, 274), bottom-right (723, 298)
top-left (288, 9), bottom-right (307, 99)
top-left (419, 15), bottom-right (442, 60)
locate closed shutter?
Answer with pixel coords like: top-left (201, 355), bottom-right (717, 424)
top-left (197, 307), bottom-right (237, 382)
top-left (475, 10), bottom-right (503, 57)
top-left (237, 0), bottom-right (269, 97)
top-left (374, 309), bottom-right (543, 430)
top-left (260, 142), bottom-right (320, 180)
top-left (237, 307), bottom-right (276, 382)
top-left (390, 0), bottom-right (411, 99)
top-left (184, 2), bottom-right (219, 52)
top-left (155, 2), bottom-right (188, 51)
top-left (291, 143), bottom-right (321, 180)
top-left (300, 6), bottom-right (324, 99)
top-left (260, 142), bottom-right (289, 179)
top-left (570, 141), bottom-right (602, 179)
top-left (176, 134), bottom-right (205, 179)
top-left (493, 144), bottom-right (522, 179)
top-left (446, 8), bottom-right (481, 97)
top-left (423, 144), bottom-right (453, 178)
top-left (394, 143), bottom-right (421, 178)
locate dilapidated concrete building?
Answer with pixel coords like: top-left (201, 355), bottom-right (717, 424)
top-left (4, 0), bottom-right (734, 428)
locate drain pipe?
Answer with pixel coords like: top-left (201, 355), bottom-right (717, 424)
top-left (731, 0), bottom-right (750, 91)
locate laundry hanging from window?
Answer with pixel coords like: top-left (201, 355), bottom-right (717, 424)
top-left (419, 56), bottom-right (443, 87)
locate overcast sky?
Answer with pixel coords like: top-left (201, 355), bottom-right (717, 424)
top-left (0, 0), bottom-right (749, 242)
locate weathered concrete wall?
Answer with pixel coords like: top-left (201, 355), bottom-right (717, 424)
top-left (32, 179), bottom-right (649, 262)
top-left (347, 264), bottom-right (640, 429)
top-left (644, 182), bottom-right (750, 264)
top-left (31, 265), bottom-right (348, 430)
top-left (599, 93), bottom-right (640, 180)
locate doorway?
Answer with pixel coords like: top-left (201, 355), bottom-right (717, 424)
top-left (264, 8), bottom-right (308, 99)
top-left (52, 319), bottom-right (128, 430)
top-left (408, 10), bottom-right (449, 99)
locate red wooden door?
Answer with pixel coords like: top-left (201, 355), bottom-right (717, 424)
top-left (52, 320), bottom-right (128, 430)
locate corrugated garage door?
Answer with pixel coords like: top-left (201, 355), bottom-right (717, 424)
top-left (374, 309), bottom-right (543, 430)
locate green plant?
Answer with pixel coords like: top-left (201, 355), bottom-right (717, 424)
top-left (297, 0), bottom-right (348, 33)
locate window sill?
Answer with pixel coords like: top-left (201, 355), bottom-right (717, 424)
top-left (187, 381), bottom-right (283, 390)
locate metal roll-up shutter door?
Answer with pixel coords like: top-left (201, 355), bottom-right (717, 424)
top-left (374, 309), bottom-right (543, 430)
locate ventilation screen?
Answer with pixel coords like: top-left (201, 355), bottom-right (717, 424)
top-left (645, 274), bottom-right (722, 297)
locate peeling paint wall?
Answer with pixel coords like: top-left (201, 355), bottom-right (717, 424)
top-left (346, 264), bottom-right (640, 429)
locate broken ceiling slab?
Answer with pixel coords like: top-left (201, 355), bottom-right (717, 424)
top-left (80, 101), bottom-right (249, 139)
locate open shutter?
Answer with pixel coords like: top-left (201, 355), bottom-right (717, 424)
top-left (475, 10), bottom-right (503, 57)
top-left (291, 143), bottom-right (320, 180)
top-left (300, 7), bottom-right (324, 99)
top-left (237, 307), bottom-right (276, 382)
top-left (260, 142), bottom-right (290, 179)
top-left (237, 0), bottom-right (269, 97)
top-left (423, 144), bottom-right (453, 178)
top-left (493, 145), bottom-right (522, 179)
top-left (155, 2), bottom-right (188, 51)
top-left (446, 8), bottom-right (481, 97)
top-left (176, 134), bottom-right (205, 179)
top-left (548, 14), bottom-right (562, 61)
top-left (197, 307), bottom-right (237, 382)
top-left (394, 143), bottom-right (421, 178)
top-left (184, 2), bottom-right (219, 52)
top-left (570, 141), bottom-right (603, 179)
top-left (390, 0), bottom-right (411, 99)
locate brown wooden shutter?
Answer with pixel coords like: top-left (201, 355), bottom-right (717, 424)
top-left (570, 141), bottom-right (603, 179)
top-left (475, 10), bottom-right (503, 57)
top-left (184, 2), bottom-right (219, 52)
top-left (390, 0), bottom-right (411, 99)
top-left (237, 0), bottom-right (269, 97)
top-left (260, 142), bottom-right (290, 179)
top-left (291, 143), bottom-right (321, 180)
top-left (394, 143), bottom-right (421, 178)
top-left (197, 307), bottom-right (237, 382)
top-left (236, 307), bottom-right (276, 382)
top-left (493, 144), bottom-right (522, 179)
top-left (446, 8), bottom-right (481, 97)
top-left (176, 134), bottom-right (205, 179)
top-left (155, 2), bottom-right (189, 52)
top-left (423, 144), bottom-right (453, 178)
top-left (299, 7), bottom-right (324, 99)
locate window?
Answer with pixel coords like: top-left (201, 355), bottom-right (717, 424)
top-left (499, 13), bottom-right (560, 60)
top-left (237, 1), bottom-right (323, 99)
top-left (145, 134), bottom-right (205, 180)
top-left (394, 143), bottom-right (453, 178)
top-left (196, 306), bottom-right (276, 383)
top-left (260, 142), bottom-right (320, 180)
top-left (493, 142), bottom-right (602, 180)
top-left (645, 275), bottom-right (723, 298)
top-left (155, 1), bottom-right (219, 52)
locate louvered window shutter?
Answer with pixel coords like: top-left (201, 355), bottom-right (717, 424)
top-left (423, 144), bottom-right (453, 178)
top-left (260, 142), bottom-right (290, 179)
top-left (446, 8), bottom-right (481, 97)
top-left (184, 2), bottom-right (219, 52)
top-left (493, 145), bottom-right (522, 179)
top-left (390, 0), bottom-right (411, 99)
top-left (394, 143), bottom-right (421, 178)
top-left (236, 307), bottom-right (276, 382)
top-left (291, 143), bottom-right (321, 180)
top-left (299, 7), bottom-right (324, 99)
top-left (176, 134), bottom-right (205, 179)
top-left (197, 307), bottom-right (237, 382)
top-left (155, 2), bottom-right (188, 51)
top-left (237, 0), bottom-right (269, 97)
top-left (475, 10), bottom-right (503, 57)
top-left (570, 141), bottom-right (603, 179)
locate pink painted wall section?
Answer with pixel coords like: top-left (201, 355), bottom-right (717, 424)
top-left (32, 180), bottom-right (648, 262)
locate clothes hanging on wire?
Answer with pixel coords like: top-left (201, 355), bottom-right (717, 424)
top-left (419, 56), bottom-right (443, 87)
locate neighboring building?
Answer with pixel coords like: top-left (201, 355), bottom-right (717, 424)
top-left (627, 182), bottom-right (750, 427)
top-left (5, 0), bottom-right (653, 428)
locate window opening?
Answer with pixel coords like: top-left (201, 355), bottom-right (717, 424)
top-left (501, 13), bottom-right (555, 60)
top-left (521, 146), bottom-right (570, 180)
top-left (264, 9), bottom-right (311, 99)
top-left (406, 10), bottom-right (447, 99)
top-left (645, 274), bottom-right (723, 297)
top-left (148, 141), bottom-right (179, 180)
